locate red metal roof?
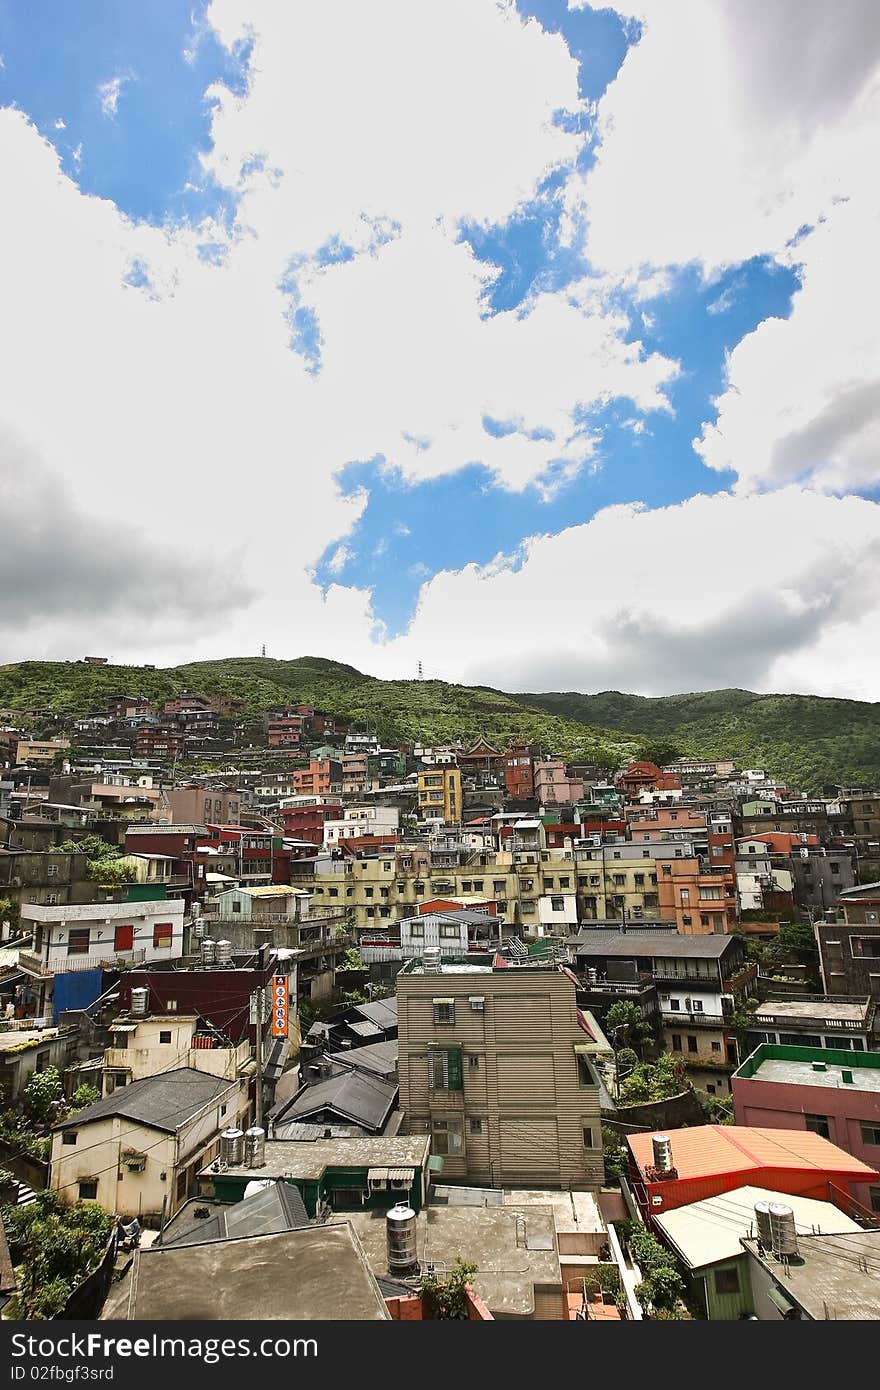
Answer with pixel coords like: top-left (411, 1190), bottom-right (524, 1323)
top-left (629, 1125), bottom-right (879, 1183)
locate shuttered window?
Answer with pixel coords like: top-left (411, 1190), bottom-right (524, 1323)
top-left (428, 1046), bottom-right (463, 1091)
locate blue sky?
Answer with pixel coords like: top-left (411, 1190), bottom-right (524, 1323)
top-left (1, 0), bottom-right (877, 696)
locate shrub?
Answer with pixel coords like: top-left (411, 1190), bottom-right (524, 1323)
top-left (420, 1256), bottom-right (478, 1319)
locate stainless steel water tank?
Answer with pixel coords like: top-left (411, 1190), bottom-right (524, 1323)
top-left (386, 1204), bottom-right (418, 1274)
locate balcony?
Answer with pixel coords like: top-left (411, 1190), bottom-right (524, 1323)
top-left (18, 947), bottom-right (147, 977)
top-left (660, 1007), bottom-right (725, 1027)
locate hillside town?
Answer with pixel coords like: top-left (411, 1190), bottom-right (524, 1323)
top-left (1, 681), bottom-right (879, 1322)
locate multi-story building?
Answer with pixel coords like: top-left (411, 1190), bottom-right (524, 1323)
top-left (101, 1013), bottom-right (254, 1095)
top-left (732, 1044), bottom-right (880, 1214)
top-left (49, 1068), bottom-right (250, 1217)
top-left (816, 891), bottom-right (880, 1001)
top-left (571, 929), bottom-right (757, 1093)
top-left (397, 957), bottom-right (603, 1189)
top-left (533, 761), bottom-right (584, 806)
top-left (266, 714), bottom-right (305, 749)
top-left (17, 898), bottom-right (186, 1019)
top-left (15, 739), bottom-right (70, 765)
top-left (503, 741), bottom-right (540, 801)
top-left (417, 766), bottom-right (461, 823)
top-left (323, 805), bottom-right (400, 846)
top-left (166, 785), bottom-right (242, 827)
top-left (745, 995), bottom-right (876, 1053)
top-left (279, 797), bottom-right (343, 846)
top-left (291, 757), bottom-right (342, 798)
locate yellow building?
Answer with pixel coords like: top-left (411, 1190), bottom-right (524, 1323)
top-left (417, 766), bottom-right (462, 822)
top-left (15, 738), bottom-right (70, 764)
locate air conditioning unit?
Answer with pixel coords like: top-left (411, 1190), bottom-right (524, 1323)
top-left (469, 997), bottom-right (485, 1011)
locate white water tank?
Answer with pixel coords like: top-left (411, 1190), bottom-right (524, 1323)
top-left (201, 939), bottom-right (216, 967)
top-left (215, 939), bottom-right (233, 966)
top-left (130, 987), bottom-right (149, 1017)
top-left (220, 1128), bottom-right (244, 1167)
top-left (244, 1126), bottom-right (266, 1169)
top-left (652, 1134), bottom-right (673, 1172)
top-left (386, 1204), bottom-right (418, 1275)
top-left (754, 1200), bottom-right (773, 1248)
top-left (769, 1203), bottom-right (799, 1258)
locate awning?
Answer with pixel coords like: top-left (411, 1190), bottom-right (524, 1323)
top-left (387, 1168), bottom-right (414, 1184)
top-left (368, 1168), bottom-right (389, 1184)
top-left (112, 1023), bottom-right (138, 1033)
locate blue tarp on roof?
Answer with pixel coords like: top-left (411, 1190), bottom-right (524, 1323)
top-left (53, 969), bottom-right (104, 1021)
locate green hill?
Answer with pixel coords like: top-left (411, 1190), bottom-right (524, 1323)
top-left (2, 658), bottom-right (877, 790)
top-left (0, 657), bottom-right (642, 767)
top-left (521, 688), bottom-right (880, 792)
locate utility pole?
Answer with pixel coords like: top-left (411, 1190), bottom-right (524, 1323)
top-left (253, 986), bottom-right (265, 1130)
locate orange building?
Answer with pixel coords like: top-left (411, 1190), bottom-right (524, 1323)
top-left (291, 757), bottom-right (342, 797)
top-left (628, 807), bottom-right (708, 841)
top-left (657, 857), bottom-right (736, 933)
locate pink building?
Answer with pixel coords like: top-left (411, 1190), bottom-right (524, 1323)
top-left (533, 760), bottom-right (584, 805)
top-left (733, 1044), bottom-right (880, 1215)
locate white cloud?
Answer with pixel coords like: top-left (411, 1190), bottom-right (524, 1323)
top-left (356, 488), bottom-right (880, 698)
top-left (97, 74), bottom-right (133, 118)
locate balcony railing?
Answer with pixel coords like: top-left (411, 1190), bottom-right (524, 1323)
top-left (18, 947), bottom-right (147, 977)
top-left (660, 1008), bottom-right (726, 1027)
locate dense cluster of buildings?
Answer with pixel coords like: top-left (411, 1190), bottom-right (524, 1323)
top-left (2, 685), bottom-right (880, 1321)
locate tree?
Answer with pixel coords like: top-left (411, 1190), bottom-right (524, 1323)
top-left (605, 1000), bottom-right (652, 1058)
top-left (22, 1066), bottom-right (64, 1126)
top-left (68, 1084), bottom-right (100, 1113)
top-left (3, 1193), bottom-right (113, 1319)
top-left (771, 920), bottom-right (819, 966)
top-left (420, 1256), bottom-right (478, 1319)
top-left (617, 1053), bottom-right (688, 1107)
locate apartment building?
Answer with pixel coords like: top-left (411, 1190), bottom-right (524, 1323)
top-left (417, 766), bottom-right (461, 822)
top-left (816, 891), bottom-right (880, 1000)
top-left (397, 958), bottom-right (603, 1190)
top-left (656, 857), bottom-right (736, 933)
top-left (572, 929), bottom-right (757, 1093)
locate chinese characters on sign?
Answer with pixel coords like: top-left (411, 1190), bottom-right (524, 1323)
top-left (271, 974), bottom-right (289, 1038)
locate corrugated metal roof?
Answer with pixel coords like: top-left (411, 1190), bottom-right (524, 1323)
top-left (629, 1125), bottom-right (880, 1181)
top-left (653, 1184), bottom-right (863, 1271)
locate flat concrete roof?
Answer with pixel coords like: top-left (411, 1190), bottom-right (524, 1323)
top-left (200, 1134), bottom-right (430, 1184)
top-left (746, 1056), bottom-right (880, 1094)
top-left (343, 1203), bottom-right (562, 1317)
top-left (101, 1223), bottom-right (390, 1320)
top-left (743, 1231), bottom-right (880, 1320)
top-left (754, 1000), bottom-right (870, 1023)
top-left (0, 1027), bottom-right (62, 1052)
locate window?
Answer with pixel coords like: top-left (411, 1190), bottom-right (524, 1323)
top-left (671, 1034), bottom-right (682, 1051)
top-left (165, 1000), bottom-right (177, 1012)
top-left (700, 914), bottom-right (710, 927)
top-left (662, 865), bottom-right (672, 876)
top-left (364, 888), bottom-right (374, 898)
top-left (544, 878), bottom-right (554, 890)
top-left (432, 1000), bottom-right (455, 1025)
top-left (439, 925), bottom-right (459, 939)
top-left (669, 999), bottom-right (681, 1011)
top-left (680, 889), bottom-right (690, 904)
top-left (468, 1054), bottom-right (481, 1070)
top-left (365, 907), bottom-right (375, 917)
top-left (473, 880), bottom-right (483, 891)
top-left (431, 1119), bottom-right (463, 1155)
top-left (153, 922), bottom-right (173, 949)
top-left (159, 1030), bottom-right (172, 1044)
top-left (62, 1131), bottom-right (78, 1146)
top-left (551, 896), bottom-right (564, 912)
top-left (692, 1000), bottom-right (704, 1013)
top-left (380, 907), bottom-right (391, 918)
top-left (493, 880), bottom-right (506, 894)
top-left (687, 1035), bottom-right (698, 1053)
top-left (582, 1125), bottom-right (595, 1149)
top-left (613, 874), bottom-right (625, 887)
top-left (409, 923), bottom-right (424, 938)
top-left (714, 1267), bottom-right (739, 1296)
top-left (559, 877), bottom-right (570, 888)
top-left (711, 1040), bottom-right (721, 1053)
top-left (232, 900), bottom-right (241, 913)
top-left (860, 1123), bottom-right (880, 1147)
top-left (78, 1180), bottom-right (98, 1201)
top-left (469, 1118), bottom-right (484, 1135)
top-left (634, 873), bottom-right (645, 886)
top-left (805, 1114), bottom-right (830, 1139)
top-left (47, 864), bottom-right (58, 877)
top-left (67, 928), bottom-right (90, 956)
top-left (590, 875), bottom-right (601, 887)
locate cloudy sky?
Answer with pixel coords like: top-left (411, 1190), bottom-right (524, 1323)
top-left (1, 0), bottom-right (878, 698)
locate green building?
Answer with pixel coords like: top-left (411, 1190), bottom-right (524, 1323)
top-left (199, 1134), bottom-right (430, 1218)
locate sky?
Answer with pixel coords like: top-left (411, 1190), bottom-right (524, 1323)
top-left (0, 0), bottom-right (879, 699)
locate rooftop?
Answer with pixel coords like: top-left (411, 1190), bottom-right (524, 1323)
top-left (735, 1045), bottom-right (880, 1094)
top-left (628, 1125), bottom-right (880, 1184)
top-left (343, 1202), bottom-right (561, 1318)
top-left (101, 1223), bottom-right (390, 1321)
top-left (753, 999), bottom-right (871, 1024)
top-left (200, 1134), bottom-right (430, 1185)
top-left (53, 1067), bottom-right (236, 1134)
top-left (572, 931), bottom-right (738, 960)
top-left (272, 1070), bottom-right (398, 1133)
top-left (742, 1230), bottom-right (880, 1320)
top-left (156, 1182), bottom-right (310, 1248)
top-left (654, 1184), bottom-right (863, 1272)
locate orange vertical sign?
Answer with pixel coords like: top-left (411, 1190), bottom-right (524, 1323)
top-left (271, 974), bottom-right (289, 1038)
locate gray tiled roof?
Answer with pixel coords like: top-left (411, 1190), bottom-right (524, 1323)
top-left (53, 1068), bottom-right (235, 1134)
top-left (159, 1182), bottom-right (309, 1248)
top-left (276, 1071), bottom-right (398, 1133)
top-left (572, 931), bottom-right (738, 959)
